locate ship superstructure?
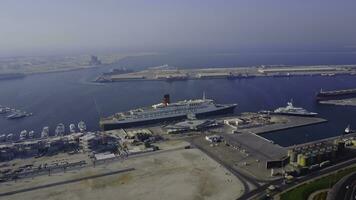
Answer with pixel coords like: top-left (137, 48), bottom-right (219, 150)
top-left (260, 101), bottom-right (317, 117)
top-left (100, 94), bottom-right (237, 130)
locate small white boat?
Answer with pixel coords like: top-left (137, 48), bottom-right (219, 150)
top-left (28, 131), bottom-right (35, 139)
top-left (41, 127), bottom-right (49, 138)
top-left (55, 123), bottom-right (65, 136)
top-left (0, 134), bottom-right (6, 142)
top-left (78, 121), bottom-right (86, 132)
top-left (344, 125), bottom-right (355, 134)
top-left (19, 130), bottom-right (28, 140)
top-left (0, 108), bottom-right (8, 114)
top-left (69, 124), bottom-right (76, 133)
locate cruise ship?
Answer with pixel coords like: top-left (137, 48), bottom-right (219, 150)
top-left (260, 101), bottom-right (318, 117)
top-left (100, 94), bottom-right (237, 131)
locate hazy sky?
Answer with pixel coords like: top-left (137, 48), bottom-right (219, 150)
top-left (1, 0), bottom-right (356, 56)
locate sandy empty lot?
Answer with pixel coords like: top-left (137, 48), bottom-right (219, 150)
top-left (1, 148), bottom-right (244, 200)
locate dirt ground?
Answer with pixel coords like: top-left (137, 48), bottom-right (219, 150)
top-left (1, 148), bottom-right (244, 200)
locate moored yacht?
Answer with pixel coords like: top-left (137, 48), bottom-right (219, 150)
top-left (0, 134), bottom-right (6, 142)
top-left (19, 130), bottom-right (28, 140)
top-left (344, 125), bottom-right (355, 134)
top-left (78, 121), bottom-right (87, 132)
top-left (260, 100), bottom-right (317, 117)
top-left (69, 124), bottom-right (76, 133)
top-left (41, 127), bottom-right (49, 138)
top-left (6, 134), bottom-right (13, 141)
top-left (55, 123), bottom-right (65, 136)
top-left (28, 131), bottom-right (35, 139)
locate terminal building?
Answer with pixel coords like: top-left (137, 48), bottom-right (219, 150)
top-left (164, 119), bottom-right (219, 134)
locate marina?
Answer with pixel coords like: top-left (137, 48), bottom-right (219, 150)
top-left (0, 121), bottom-right (87, 143)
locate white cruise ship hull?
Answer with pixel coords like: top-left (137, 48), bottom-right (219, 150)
top-left (100, 104), bottom-right (236, 131)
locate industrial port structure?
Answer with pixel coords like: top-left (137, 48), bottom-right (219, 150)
top-left (95, 64), bottom-right (356, 82)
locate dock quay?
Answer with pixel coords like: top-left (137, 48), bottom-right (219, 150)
top-left (318, 98), bottom-right (356, 106)
top-left (220, 113), bottom-right (327, 135)
top-left (94, 64), bottom-right (356, 82)
top-left (316, 88), bottom-right (356, 101)
top-left (168, 113), bottom-right (328, 181)
top-left (238, 115), bottom-right (327, 135)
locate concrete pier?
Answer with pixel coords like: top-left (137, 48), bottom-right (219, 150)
top-left (95, 65), bottom-right (356, 82)
top-left (239, 115), bottom-right (327, 135)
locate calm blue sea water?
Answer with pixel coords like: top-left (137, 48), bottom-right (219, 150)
top-left (0, 53), bottom-right (355, 146)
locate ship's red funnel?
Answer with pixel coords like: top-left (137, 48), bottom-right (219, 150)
top-left (163, 94), bottom-right (170, 106)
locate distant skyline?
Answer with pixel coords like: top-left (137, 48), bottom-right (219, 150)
top-left (1, 0), bottom-right (356, 57)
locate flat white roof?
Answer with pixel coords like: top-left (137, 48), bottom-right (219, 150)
top-left (94, 153), bottom-right (116, 160)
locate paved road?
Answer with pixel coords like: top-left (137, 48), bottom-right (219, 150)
top-left (329, 172), bottom-right (356, 200)
top-left (343, 180), bottom-right (356, 200)
top-left (250, 158), bottom-right (356, 200)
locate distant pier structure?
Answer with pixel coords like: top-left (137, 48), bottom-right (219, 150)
top-left (316, 88), bottom-right (356, 101)
top-left (89, 55), bottom-right (102, 66)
